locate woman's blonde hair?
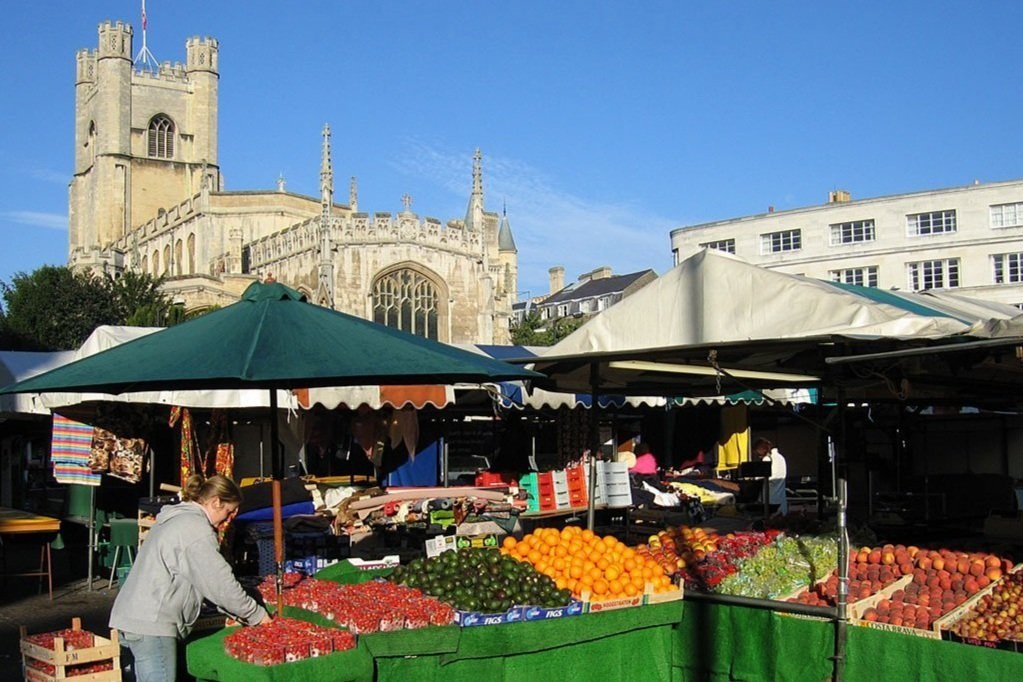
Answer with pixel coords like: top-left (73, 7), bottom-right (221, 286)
top-left (181, 474), bottom-right (242, 506)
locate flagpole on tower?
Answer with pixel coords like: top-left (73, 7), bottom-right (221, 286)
top-left (134, 0), bottom-right (159, 72)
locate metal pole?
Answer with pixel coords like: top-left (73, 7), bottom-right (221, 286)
top-left (835, 477), bottom-right (849, 682)
top-left (441, 436), bottom-right (448, 488)
top-left (586, 362), bottom-right (600, 531)
top-left (87, 487), bottom-right (95, 591)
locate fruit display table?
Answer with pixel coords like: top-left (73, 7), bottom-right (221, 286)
top-left (671, 600), bottom-right (1023, 681)
top-left (188, 601), bottom-right (682, 681)
top-left (188, 550), bottom-right (683, 682)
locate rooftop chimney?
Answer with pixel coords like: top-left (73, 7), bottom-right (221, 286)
top-left (828, 189), bottom-right (851, 204)
top-left (549, 266), bottom-right (565, 294)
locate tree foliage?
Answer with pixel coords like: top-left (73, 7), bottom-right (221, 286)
top-left (510, 311), bottom-right (585, 347)
top-left (0, 266), bottom-right (187, 351)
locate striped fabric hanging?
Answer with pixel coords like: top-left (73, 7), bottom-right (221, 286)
top-left (51, 414), bottom-right (101, 486)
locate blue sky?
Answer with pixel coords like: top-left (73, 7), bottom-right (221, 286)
top-left (2, 1), bottom-right (1021, 300)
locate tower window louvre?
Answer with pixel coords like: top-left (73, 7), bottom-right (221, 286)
top-left (147, 115), bottom-right (175, 159)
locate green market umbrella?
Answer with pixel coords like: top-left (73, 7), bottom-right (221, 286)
top-left (1, 280), bottom-right (543, 604)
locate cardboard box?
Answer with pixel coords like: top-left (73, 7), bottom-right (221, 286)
top-left (847, 574), bottom-right (913, 620)
top-left (582, 592), bottom-right (644, 613)
top-left (346, 556), bottom-right (400, 570)
top-left (455, 605), bottom-right (525, 627)
top-left (933, 562), bottom-right (1023, 640)
top-left (520, 600), bottom-right (585, 621)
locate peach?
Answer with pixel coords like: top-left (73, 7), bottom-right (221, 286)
top-left (931, 557), bottom-right (945, 571)
top-left (868, 550), bottom-right (882, 564)
top-left (986, 568), bottom-right (1003, 582)
top-left (986, 555), bottom-right (1002, 569)
top-left (917, 557), bottom-right (932, 571)
top-left (970, 561), bottom-right (986, 577)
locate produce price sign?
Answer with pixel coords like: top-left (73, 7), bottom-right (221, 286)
top-left (425, 533), bottom-right (500, 558)
top-left (223, 617), bottom-right (354, 665)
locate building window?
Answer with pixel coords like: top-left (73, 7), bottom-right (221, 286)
top-left (372, 268), bottom-right (441, 340)
top-left (907, 209), bottom-right (956, 236)
top-left (174, 239), bottom-right (183, 276)
top-left (830, 266), bottom-right (879, 287)
top-left (907, 259), bottom-right (959, 290)
top-left (557, 304), bottom-right (569, 317)
top-left (829, 220), bottom-right (875, 246)
top-left (700, 239), bottom-right (736, 254)
top-left (147, 115), bottom-right (175, 158)
top-left (991, 202), bottom-right (1023, 229)
top-left (993, 253), bottom-right (1023, 284)
top-left (760, 229), bottom-right (801, 254)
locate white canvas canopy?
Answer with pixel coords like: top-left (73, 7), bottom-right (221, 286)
top-left (543, 249), bottom-right (1021, 358)
top-left (528, 249), bottom-right (1023, 398)
top-left (0, 350), bottom-right (76, 415)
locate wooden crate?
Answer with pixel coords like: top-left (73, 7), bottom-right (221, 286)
top-left (20, 617), bottom-right (121, 681)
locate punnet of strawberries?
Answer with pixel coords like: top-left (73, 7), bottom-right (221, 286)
top-left (23, 628), bottom-right (95, 651)
top-left (223, 617), bottom-right (354, 665)
top-left (257, 573), bottom-right (454, 633)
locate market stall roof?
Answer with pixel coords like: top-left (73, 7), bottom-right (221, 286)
top-left (0, 349), bottom-right (76, 415)
top-left (0, 282), bottom-right (541, 396)
top-left (518, 250), bottom-right (1023, 405)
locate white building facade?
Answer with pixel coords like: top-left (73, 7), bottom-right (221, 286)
top-left (669, 179), bottom-right (1023, 307)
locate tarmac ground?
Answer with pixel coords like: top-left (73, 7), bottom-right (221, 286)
top-left (0, 526), bottom-right (124, 680)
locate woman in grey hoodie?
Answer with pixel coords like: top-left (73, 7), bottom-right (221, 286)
top-left (110, 475), bottom-right (269, 681)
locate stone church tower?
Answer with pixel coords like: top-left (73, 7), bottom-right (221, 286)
top-left (68, 20), bottom-right (517, 345)
top-left (70, 21), bottom-right (219, 273)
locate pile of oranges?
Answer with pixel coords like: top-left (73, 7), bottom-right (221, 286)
top-left (500, 527), bottom-right (675, 601)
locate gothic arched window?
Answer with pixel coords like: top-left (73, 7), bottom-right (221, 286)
top-left (174, 239), bottom-right (184, 275)
top-left (152, 250), bottom-right (160, 277)
top-left (163, 245), bottom-right (171, 275)
top-left (372, 267), bottom-right (444, 341)
top-left (187, 233), bottom-right (196, 274)
top-left (147, 114), bottom-right (175, 158)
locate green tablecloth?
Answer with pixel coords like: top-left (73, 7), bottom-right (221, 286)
top-left (372, 601), bottom-right (682, 682)
top-left (671, 601), bottom-right (1023, 682)
top-left (672, 603), bottom-right (833, 681)
top-left (187, 599), bottom-right (682, 681)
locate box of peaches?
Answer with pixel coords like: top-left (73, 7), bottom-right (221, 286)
top-left (844, 546), bottom-right (1015, 639)
top-left (934, 564), bottom-right (1023, 651)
